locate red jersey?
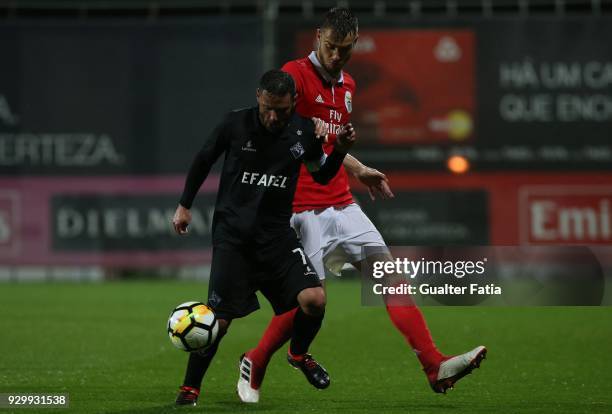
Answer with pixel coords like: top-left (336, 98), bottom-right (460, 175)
top-left (282, 53), bottom-right (356, 212)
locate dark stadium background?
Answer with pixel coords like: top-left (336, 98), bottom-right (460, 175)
top-left (0, 1), bottom-right (611, 413)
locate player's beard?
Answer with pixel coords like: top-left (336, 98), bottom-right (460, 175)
top-left (261, 108), bottom-right (295, 135)
top-left (319, 51), bottom-right (343, 79)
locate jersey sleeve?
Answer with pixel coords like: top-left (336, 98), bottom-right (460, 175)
top-left (301, 118), bottom-right (347, 185)
top-left (301, 118), bottom-right (325, 171)
top-left (281, 61), bottom-right (305, 99)
top-left (179, 115), bottom-right (231, 209)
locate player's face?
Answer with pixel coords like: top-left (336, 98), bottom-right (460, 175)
top-left (316, 27), bottom-right (358, 77)
top-left (256, 89), bottom-right (296, 134)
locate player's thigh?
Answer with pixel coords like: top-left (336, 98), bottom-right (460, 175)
top-left (258, 234), bottom-right (322, 315)
top-left (291, 210), bottom-right (326, 256)
top-left (292, 211), bottom-right (327, 279)
top-left (306, 248), bottom-right (326, 281)
top-left (208, 245), bottom-right (260, 320)
top-left (337, 204), bottom-right (389, 262)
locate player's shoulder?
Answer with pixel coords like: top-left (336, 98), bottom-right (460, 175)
top-left (282, 56), bottom-right (310, 73)
top-left (217, 107), bottom-right (256, 134)
top-left (228, 106), bottom-right (252, 116)
top-left (282, 57), bottom-right (314, 83)
top-left (342, 71), bottom-right (356, 91)
top-left (290, 114), bottom-right (321, 158)
top-left (288, 114), bottom-right (316, 152)
top-left (225, 106), bottom-right (254, 123)
top-left (290, 112), bottom-right (315, 133)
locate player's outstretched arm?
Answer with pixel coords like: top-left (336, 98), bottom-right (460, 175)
top-left (344, 154), bottom-right (395, 201)
top-left (173, 117), bottom-right (229, 235)
top-left (306, 122), bottom-right (356, 185)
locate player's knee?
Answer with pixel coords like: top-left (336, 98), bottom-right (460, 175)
top-left (217, 319), bottom-right (231, 337)
top-left (297, 287), bottom-right (326, 316)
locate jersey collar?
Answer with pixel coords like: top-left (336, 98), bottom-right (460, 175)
top-left (308, 51), bottom-right (344, 85)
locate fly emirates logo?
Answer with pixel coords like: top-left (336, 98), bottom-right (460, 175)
top-left (322, 110), bottom-right (345, 135)
top-left (241, 171), bottom-right (288, 188)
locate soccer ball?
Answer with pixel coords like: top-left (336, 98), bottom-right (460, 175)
top-left (167, 301), bottom-right (218, 352)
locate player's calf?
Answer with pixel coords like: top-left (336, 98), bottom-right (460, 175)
top-left (175, 319), bottom-right (230, 406)
top-left (288, 291), bottom-right (330, 390)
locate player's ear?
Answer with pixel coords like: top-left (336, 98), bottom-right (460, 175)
top-left (256, 88), bottom-right (262, 103)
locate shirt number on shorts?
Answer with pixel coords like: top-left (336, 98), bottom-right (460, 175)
top-left (292, 248), bottom-right (313, 273)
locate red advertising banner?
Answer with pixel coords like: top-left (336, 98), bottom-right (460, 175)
top-left (296, 29), bottom-right (476, 144)
top-left (351, 172), bottom-right (612, 247)
top-left (520, 187), bottom-right (612, 245)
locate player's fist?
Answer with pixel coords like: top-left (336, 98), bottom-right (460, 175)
top-left (311, 117), bottom-right (328, 143)
top-left (172, 204), bottom-right (192, 235)
top-left (335, 123), bottom-right (356, 154)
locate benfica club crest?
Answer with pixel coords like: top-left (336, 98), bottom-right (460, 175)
top-left (344, 91), bottom-right (352, 113)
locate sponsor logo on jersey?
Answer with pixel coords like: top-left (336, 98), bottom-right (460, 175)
top-left (241, 172), bottom-right (288, 188)
top-left (241, 140), bottom-right (256, 152)
top-left (315, 94), bottom-right (324, 104)
top-left (289, 142), bottom-right (305, 159)
top-left (344, 91), bottom-right (352, 113)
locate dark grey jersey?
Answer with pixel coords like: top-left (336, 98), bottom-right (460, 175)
top-left (179, 107), bottom-right (345, 246)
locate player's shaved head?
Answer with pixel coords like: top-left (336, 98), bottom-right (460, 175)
top-left (321, 7), bottom-right (358, 41)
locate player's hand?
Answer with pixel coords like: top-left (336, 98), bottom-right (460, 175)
top-left (311, 117), bottom-right (328, 143)
top-left (334, 123), bottom-right (356, 154)
top-left (172, 204), bottom-right (192, 235)
top-left (356, 167), bottom-right (395, 201)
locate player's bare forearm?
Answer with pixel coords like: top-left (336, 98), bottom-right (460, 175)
top-left (343, 153), bottom-right (367, 177)
top-left (342, 147), bottom-right (395, 201)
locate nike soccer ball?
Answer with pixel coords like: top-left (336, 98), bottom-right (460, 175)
top-left (167, 301), bottom-right (218, 352)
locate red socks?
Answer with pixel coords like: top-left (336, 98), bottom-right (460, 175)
top-left (246, 307), bottom-right (297, 388)
top-left (248, 304), bottom-right (443, 386)
top-left (385, 305), bottom-right (444, 370)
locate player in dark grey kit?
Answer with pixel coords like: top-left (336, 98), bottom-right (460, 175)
top-left (171, 69), bottom-right (356, 406)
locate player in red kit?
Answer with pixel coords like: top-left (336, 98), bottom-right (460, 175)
top-left (237, 8), bottom-right (486, 402)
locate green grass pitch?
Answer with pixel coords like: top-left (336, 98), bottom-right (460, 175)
top-left (0, 280), bottom-right (611, 413)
